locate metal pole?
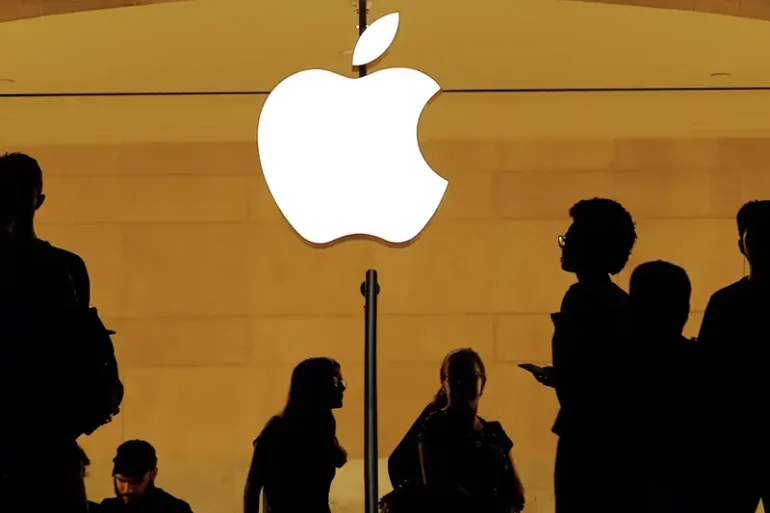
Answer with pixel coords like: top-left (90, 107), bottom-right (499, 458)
top-left (358, 0), bottom-right (368, 78)
top-left (361, 269), bottom-right (379, 513)
top-left (356, 3), bottom-right (376, 512)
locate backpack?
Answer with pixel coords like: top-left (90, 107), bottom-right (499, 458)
top-left (0, 237), bottom-right (123, 443)
top-left (64, 305), bottom-right (124, 438)
top-left (41, 243), bottom-right (124, 438)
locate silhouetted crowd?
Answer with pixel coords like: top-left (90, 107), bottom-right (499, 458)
top-left (2, 151), bottom-right (769, 513)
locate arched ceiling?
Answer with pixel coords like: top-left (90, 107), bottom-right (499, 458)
top-left (0, 0), bottom-right (185, 23)
top-left (6, 0), bottom-right (770, 146)
top-left (1, 0), bottom-right (770, 94)
top-left (568, 0), bottom-right (770, 23)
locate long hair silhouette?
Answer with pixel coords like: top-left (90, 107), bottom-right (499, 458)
top-left (281, 357), bottom-right (341, 419)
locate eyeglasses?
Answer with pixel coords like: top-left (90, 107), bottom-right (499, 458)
top-left (558, 235), bottom-right (567, 248)
top-left (333, 376), bottom-right (346, 390)
top-left (444, 371), bottom-right (484, 383)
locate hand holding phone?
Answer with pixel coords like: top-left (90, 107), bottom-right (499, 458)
top-left (518, 363), bottom-right (555, 387)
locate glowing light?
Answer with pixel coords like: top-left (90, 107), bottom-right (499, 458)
top-left (257, 12), bottom-right (448, 245)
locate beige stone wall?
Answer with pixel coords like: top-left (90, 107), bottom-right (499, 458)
top-left (6, 137), bottom-right (761, 513)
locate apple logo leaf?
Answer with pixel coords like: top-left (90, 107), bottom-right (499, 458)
top-left (352, 12), bottom-right (400, 68)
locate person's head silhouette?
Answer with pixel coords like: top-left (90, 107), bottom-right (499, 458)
top-left (283, 357), bottom-right (346, 418)
top-left (737, 200), bottom-right (770, 280)
top-left (440, 348), bottom-right (486, 409)
top-left (112, 440), bottom-right (158, 504)
top-left (0, 152), bottom-right (45, 236)
top-left (559, 198), bottom-right (636, 278)
top-left (630, 260), bottom-right (691, 336)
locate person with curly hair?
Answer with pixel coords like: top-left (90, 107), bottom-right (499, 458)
top-left (531, 198), bottom-right (637, 513)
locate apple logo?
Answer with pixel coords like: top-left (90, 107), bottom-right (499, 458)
top-left (257, 12), bottom-right (448, 245)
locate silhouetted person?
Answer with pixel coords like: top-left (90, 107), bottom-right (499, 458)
top-left (379, 388), bottom-right (447, 512)
top-left (76, 444), bottom-right (103, 513)
top-left (547, 198), bottom-right (637, 513)
top-left (100, 440), bottom-right (192, 513)
top-left (698, 200), bottom-right (770, 512)
top-left (0, 152), bottom-right (90, 513)
top-left (0, 152), bottom-right (90, 305)
top-left (629, 261), bottom-right (698, 513)
top-left (418, 349), bottom-right (525, 513)
top-left (6, 152), bottom-right (124, 409)
top-left (244, 357), bottom-right (348, 513)
top-left (0, 152), bottom-right (123, 512)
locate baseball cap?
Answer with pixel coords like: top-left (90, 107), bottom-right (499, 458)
top-left (112, 440), bottom-right (157, 477)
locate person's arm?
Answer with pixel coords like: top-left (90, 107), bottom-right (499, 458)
top-left (488, 421), bottom-right (524, 512)
top-left (696, 295), bottom-right (732, 396)
top-left (177, 500), bottom-right (194, 513)
top-left (418, 439), bottom-right (451, 488)
top-left (389, 404), bottom-right (436, 487)
top-left (693, 293), bottom-right (726, 431)
top-left (57, 250), bottom-right (91, 309)
top-left (333, 436), bottom-right (348, 468)
top-left (418, 414), bottom-right (450, 488)
top-left (244, 422), bottom-right (278, 513)
top-left (552, 287), bottom-right (589, 408)
top-left (535, 366), bottom-right (555, 388)
top-left (69, 254), bottom-right (91, 309)
top-left (507, 450), bottom-right (525, 512)
top-left (389, 430), bottom-right (412, 488)
top-left (244, 446), bottom-right (264, 513)
top-left (418, 414), bottom-right (473, 498)
top-left (418, 415), bottom-right (450, 489)
top-left (697, 294), bottom-right (725, 353)
top-left (419, 442), bottom-right (473, 498)
top-left (244, 440), bottom-right (269, 513)
top-left (50, 248), bottom-right (91, 309)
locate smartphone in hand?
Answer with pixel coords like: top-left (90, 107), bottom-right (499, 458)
top-left (518, 363), bottom-right (554, 387)
top-left (518, 363), bottom-right (544, 375)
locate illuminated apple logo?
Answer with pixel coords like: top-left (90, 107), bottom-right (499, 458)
top-left (257, 12), bottom-right (448, 245)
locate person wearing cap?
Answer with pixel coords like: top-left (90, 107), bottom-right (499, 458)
top-left (100, 440), bottom-right (192, 513)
